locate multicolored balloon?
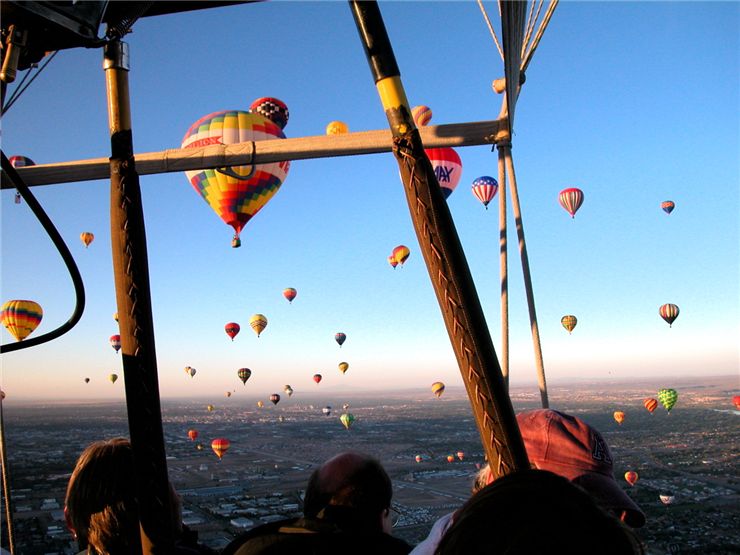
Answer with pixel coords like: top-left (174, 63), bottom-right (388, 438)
top-left (225, 322), bottom-right (240, 341)
top-left (80, 232), bottom-right (94, 248)
top-left (211, 438), bottom-right (231, 460)
top-left (1, 300), bottom-right (43, 341)
top-left (283, 288), bottom-right (297, 303)
top-left (643, 398), bottom-right (658, 414)
top-left (624, 471), bottom-right (639, 486)
top-left (561, 315), bottom-right (577, 334)
top-left (733, 396), bottom-right (740, 410)
top-left (447, 455), bottom-right (455, 463)
top-left (471, 176), bottom-right (498, 209)
top-left (250, 314), bottom-right (268, 337)
top-left (110, 334), bottom-right (121, 353)
top-left (326, 120), bottom-right (349, 135)
top-left (322, 406), bottom-right (332, 416)
top-left (658, 388), bottom-right (678, 412)
top-left (182, 110), bottom-right (290, 247)
top-left (340, 413), bottom-right (355, 430)
top-left (313, 373), bottom-right (322, 384)
top-left (256, 401), bottom-right (264, 408)
top-left (661, 201), bottom-right (675, 214)
top-left (237, 368), bottom-right (251, 384)
top-left (185, 366), bottom-right (196, 378)
top-left (270, 393), bottom-right (280, 405)
top-left (284, 385), bottom-right (294, 397)
top-left (249, 97), bottom-right (289, 130)
top-left (109, 373), bottom-right (118, 384)
top-left (188, 429), bottom-right (198, 441)
top-left (559, 187), bottom-right (584, 218)
top-left (613, 411), bottom-right (625, 425)
top-left (456, 451), bottom-right (465, 461)
top-left (207, 404), bottom-right (215, 412)
top-left (388, 255), bottom-right (398, 269)
top-left (659, 494), bottom-right (675, 506)
top-left (392, 245), bottom-right (410, 267)
top-left (411, 105), bottom-right (432, 127)
top-left (335, 332), bottom-right (346, 347)
top-left (415, 455), bottom-right (423, 463)
top-left (426, 147), bottom-right (462, 199)
top-left (9, 155), bottom-right (35, 168)
top-left (338, 362), bottom-right (349, 375)
top-left (659, 304), bottom-right (679, 327)
top-left (431, 381), bottom-right (445, 398)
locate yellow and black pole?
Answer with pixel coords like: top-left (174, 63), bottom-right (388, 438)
top-left (349, 1), bottom-right (528, 479)
top-left (104, 39), bottom-right (174, 553)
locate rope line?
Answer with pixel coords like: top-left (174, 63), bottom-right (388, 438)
top-left (477, 0), bottom-right (504, 60)
top-left (522, 0), bottom-right (558, 72)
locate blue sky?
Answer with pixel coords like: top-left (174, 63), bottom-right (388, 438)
top-left (1, 1), bottom-right (738, 401)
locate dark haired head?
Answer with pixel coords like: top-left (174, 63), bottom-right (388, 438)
top-left (436, 469), bottom-right (644, 555)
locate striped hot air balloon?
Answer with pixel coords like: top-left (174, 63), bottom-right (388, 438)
top-left (237, 368), bottom-right (252, 384)
top-left (613, 411), bottom-right (625, 425)
top-left (250, 314), bottom-right (268, 337)
top-left (392, 245), bottom-right (410, 267)
top-left (335, 332), bottom-right (346, 347)
top-left (661, 200), bottom-right (675, 214)
top-left (658, 389), bottom-right (678, 412)
top-left (559, 187), bottom-right (584, 218)
top-left (188, 429), bottom-right (198, 441)
top-left (659, 304), bottom-right (679, 327)
top-left (211, 438), bottom-right (230, 460)
top-left (624, 471), bottom-right (639, 486)
top-left (471, 176), bottom-right (498, 209)
top-left (270, 393), bottom-right (280, 405)
top-left (426, 147), bottom-right (462, 199)
top-left (110, 335), bottom-right (121, 353)
top-left (561, 315), bottom-right (577, 334)
top-left (411, 105), bottom-right (432, 127)
top-left (431, 381), bottom-right (445, 398)
top-left (643, 398), bottom-right (658, 414)
top-left (388, 255), bottom-right (398, 269)
top-left (340, 413), bottom-right (355, 430)
top-left (1, 300), bottom-right (43, 341)
top-left (80, 232), bottom-right (95, 248)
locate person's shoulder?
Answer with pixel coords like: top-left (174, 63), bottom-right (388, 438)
top-left (221, 518), bottom-right (300, 555)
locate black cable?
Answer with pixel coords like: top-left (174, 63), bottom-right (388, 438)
top-left (0, 152), bottom-right (85, 353)
top-left (1, 51), bottom-right (58, 116)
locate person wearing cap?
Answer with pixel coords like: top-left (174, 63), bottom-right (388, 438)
top-left (409, 409), bottom-right (644, 555)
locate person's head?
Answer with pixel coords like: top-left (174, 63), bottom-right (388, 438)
top-left (517, 409), bottom-right (645, 527)
top-left (436, 469), bottom-right (644, 555)
top-left (64, 438), bottom-right (142, 554)
top-left (303, 451), bottom-right (393, 533)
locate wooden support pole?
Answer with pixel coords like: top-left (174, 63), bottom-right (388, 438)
top-left (104, 39), bottom-right (174, 553)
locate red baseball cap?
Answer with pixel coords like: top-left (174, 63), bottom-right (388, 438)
top-left (517, 409), bottom-right (645, 528)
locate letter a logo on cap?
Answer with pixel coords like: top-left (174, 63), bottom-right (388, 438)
top-left (591, 432), bottom-right (612, 464)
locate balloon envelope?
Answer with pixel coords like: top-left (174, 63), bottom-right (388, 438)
top-left (658, 388), bottom-right (678, 412)
top-left (110, 334), bottom-right (121, 353)
top-left (182, 110), bottom-right (290, 246)
top-left (392, 245), bottom-right (410, 266)
top-left (659, 304), bottom-right (679, 327)
top-left (431, 382), bottom-right (445, 398)
top-left (207, 404), bottom-right (215, 412)
top-left (426, 147), bottom-right (462, 199)
top-left (270, 393), bottom-right (280, 405)
top-left (238, 368), bottom-right (252, 384)
top-left (661, 200), bottom-right (675, 214)
top-left (659, 494), bottom-right (675, 506)
top-left (340, 413), bottom-right (355, 430)
top-left (257, 401), bottom-right (264, 408)
top-left (471, 176), bottom-right (498, 208)
top-left (109, 373), bottom-right (118, 384)
top-left (322, 406), bottom-right (332, 416)
top-left (643, 398), bottom-right (658, 413)
top-left (326, 120), bottom-right (349, 135)
top-left (733, 396), bottom-right (740, 410)
top-left (80, 232), bottom-right (94, 248)
top-left (447, 455), bottom-right (455, 463)
top-left (625, 471), bottom-right (639, 486)
top-left (415, 455), bottom-right (423, 463)
top-left (249, 97), bottom-right (289, 129)
top-left (559, 187), bottom-right (584, 218)
top-left (188, 429), bottom-right (198, 441)
top-left (225, 322), bottom-right (240, 341)
top-left (338, 362), bottom-right (349, 374)
top-left (335, 332), bottom-right (346, 347)
top-left (313, 373), bottom-right (322, 384)
top-left (283, 288), bottom-right (297, 303)
top-left (456, 451), bottom-right (465, 461)
top-left (388, 255), bottom-right (398, 269)
top-left (284, 385), bottom-right (293, 397)
top-left (9, 155), bottom-right (35, 168)
top-left (613, 411), bottom-right (625, 425)
top-left (561, 315), bottom-right (577, 334)
top-left (185, 366), bottom-right (196, 378)
top-left (211, 438), bottom-right (230, 460)
top-left (1, 300), bottom-right (43, 341)
top-left (411, 105), bottom-right (432, 127)
top-left (250, 314), bottom-right (268, 337)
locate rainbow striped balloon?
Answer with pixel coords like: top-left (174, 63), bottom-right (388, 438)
top-left (643, 397), bottom-right (658, 413)
top-left (411, 105), bottom-right (432, 127)
top-left (1, 300), bottom-right (43, 341)
top-left (659, 303), bottom-right (679, 327)
top-left (559, 187), bottom-right (584, 218)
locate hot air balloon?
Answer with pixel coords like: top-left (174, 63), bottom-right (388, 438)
top-left (313, 373), bottom-right (322, 384)
top-left (283, 288), bottom-right (297, 303)
top-left (249, 97), bottom-right (289, 130)
top-left (340, 413), bottom-right (355, 430)
top-left (456, 451), bottom-right (465, 461)
top-left (225, 322), bottom-right (240, 341)
top-left (613, 411), bottom-right (625, 425)
top-left (659, 304), bottom-right (679, 327)
top-left (188, 429), bottom-right (198, 441)
top-left (237, 368), bottom-right (252, 385)
top-left (113, 312), bottom-right (119, 323)
top-left (182, 110), bottom-right (290, 247)
top-left (80, 232), bottom-right (95, 248)
top-left (211, 438), bottom-right (230, 460)
top-left (447, 455), bottom-right (455, 463)
top-left (206, 404), bottom-right (215, 412)
top-left (415, 455), bottom-right (423, 463)
top-left (659, 494), bottom-right (675, 506)
top-left (624, 471), bottom-right (639, 486)
top-left (643, 398), bottom-right (658, 414)
top-left (426, 147), bottom-right (462, 199)
top-left (84, 378), bottom-right (90, 383)
top-left (284, 385), bottom-right (293, 397)
top-left (322, 406), bottom-right (332, 416)
top-left (411, 105), bottom-right (432, 127)
top-left (338, 362), bottom-right (349, 375)
top-left (270, 393), bottom-right (280, 405)
top-left (392, 245), bottom-right (410, 267)
top-left (471, 176), bottom-right (498, 209)
top-left (185, 366), bottom-right (196, 378)
top-left (1, 300), bottom-right (43, 341)
top-left (257, 401), bottom-right (264, 408)
top-left (342, 403), bottom-right (350, 410)
top-left (661, 201), bottom-right (675, 214)
top-left (733, 396), bottom-right (740, 410)
top-left (278, 415), bottom-right (285, 423)
top-left (559, 187), bottom-right (584, 218)
top-left (658, 388), bottom-right (678, 412)
top-left (110, 334), bottom-right (121, 353)
top-left (431, 382), bottom-right (445, 398)
top-left (225, 391), bottom-right (232, 398)
top-left (250, 314), bottom-right (268, 337)
top-left (109, 373), bottom-right (118, 384)
top-left (388, 255), bottom-right (398, 269)
top-left (196, 443), bottom-right (203, 451)
top-left (9, 155), bottom-right (34, 168)
top-left (335, 332), bottom-right (346, 347)
top-left (326, 120), bottom-right (349, 135)
top-left (560, 315), bottom-right (577, 334)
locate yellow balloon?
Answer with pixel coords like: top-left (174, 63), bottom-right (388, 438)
top-left (1, 300), bottom-right (43, 341)
top-left (338, 361), bottom-right (349, 374)
top-left (326, 121), bottom-right (349, 135)
top-left (250, 314), bottom-right (268, 337)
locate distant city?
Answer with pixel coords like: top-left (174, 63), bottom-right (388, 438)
top-left (1, 375), bottom-right (738, 554)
